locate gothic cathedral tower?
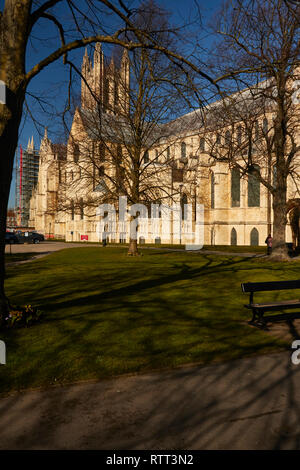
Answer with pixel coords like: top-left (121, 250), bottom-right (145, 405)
top-left (81, 43), bottom-right (130, 115)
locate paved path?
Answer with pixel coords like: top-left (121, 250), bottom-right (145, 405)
top-left (5, 241), bottom-right (101, 255)
top-left (1, 351), bottom-right (300, 450)
top-left (5, 242), bottom-right (104, 265)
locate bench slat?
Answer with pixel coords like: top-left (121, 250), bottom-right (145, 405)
top-left (241, 280), bottom-right (300, 293)
top-left (245, 299), bottom-right (300, 310)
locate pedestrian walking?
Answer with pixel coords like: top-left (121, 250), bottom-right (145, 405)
top-left (265, 233), bottom-right (273, 255)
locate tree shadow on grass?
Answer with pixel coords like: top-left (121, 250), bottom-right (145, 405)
top-left (38, 255), bottom-right (255, 315)
top-left (3, 253), bottom-right (300, 448)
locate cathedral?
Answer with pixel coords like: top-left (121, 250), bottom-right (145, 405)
top-left (29, 44), bottom-right (300, 247)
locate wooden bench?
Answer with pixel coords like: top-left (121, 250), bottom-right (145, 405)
top-left (241, 280), bottom-right (300, 325)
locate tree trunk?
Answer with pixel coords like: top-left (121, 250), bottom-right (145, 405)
top-left (270, 186), bottom-right (289, 260)
top-left (269, 72), bottom-right (290, 261)
top-left (127, 215), bottom-right (139, 256)
top-left (0, 95), bottom-right (25, 318)
top-left (128, 238), bottom-right (139, 256)
top-left (0, 183), bottom-right (10, 320)
top-left (0, 0), bottom-right (32, 319)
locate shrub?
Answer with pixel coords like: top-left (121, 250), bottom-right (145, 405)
top-left (1, 304), bottom-right (44, 330)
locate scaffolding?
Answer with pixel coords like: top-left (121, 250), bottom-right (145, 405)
top-left (15, 142), bottom-right (40, 227)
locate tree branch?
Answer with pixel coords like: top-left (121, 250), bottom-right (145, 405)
top-left (30, 0), bottom-right (64, 32)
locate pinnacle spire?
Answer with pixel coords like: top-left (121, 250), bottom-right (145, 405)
top-left (121, 47), bottom-right (129, 62)
top-left (94, 42), bottom-right (103, 64)
top-left (95, 42), bottom-right (102, 53)
top-left (109, 56), bottom-right (115, 72)
top-left (27, 136), bottom-right (34, 151)
top-left (82, 48), bottom-right (90, 69)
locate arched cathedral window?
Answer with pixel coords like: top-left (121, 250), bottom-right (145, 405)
top-left (250, 228), bottom-right (259, 246)
top-left (211, 172), bottom-right (215, 209)
top-left (225, 130), bottom-right (231, 147)
top-left (231, 228), bottom-right (237, 246)
top-left (231, 168), bottom-right (240, 207)
top-left (180, 193), bottom-right (188, 220)
top-left (248, 164), bottom-right (260, 207)
top-left (254, 120), bottom-right (259, 141)
top-left (114, 78), bottom-right (119, 110)
top-left (71, 200), bottom-right (75, 220)
top-left (115, 145), bottom-right (124, 187)
top-left (263, 118), bottom-right (268, 134)
top-left (99, 143), bottom-right (105, 162)
top-left (181, 142), bottom-right (186, 159)
top-left (104, 77), bottom-right (109, 109)
top-left (166, 146), bottom-right (170, 160)
top-left (237, 126), bottom-right (242, 146)
top-left (73, 144), bottom-right (80, 163)
top-left (80, 198), bottom-right (84, 220)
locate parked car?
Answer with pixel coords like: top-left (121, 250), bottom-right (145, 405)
top-left (16, 231), bottom-right (44, 244)
top-left (5, 232), bottom-right (19, 244)
top-left (31, 231), bottom-right (45, 242)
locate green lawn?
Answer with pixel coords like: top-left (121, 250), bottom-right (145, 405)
top-left (60, 239), bottom-right (266, 253)
top-left (143, 244), bottom-right (265, 253)
top-left (202, 245), bottom-right (266, 253)
top-left (0, 247), bottom-right (297, 395)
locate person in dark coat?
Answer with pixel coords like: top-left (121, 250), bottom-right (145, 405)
top-left (265, 234), bottom-right (273, 255)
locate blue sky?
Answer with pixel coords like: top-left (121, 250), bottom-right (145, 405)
top-left (7, 0), bottom-right (224, 207)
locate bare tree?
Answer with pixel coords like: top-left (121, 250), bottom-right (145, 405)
top-left (200, 0), bottom-right (300, 259)
top-left (56, 3), bottom-right (193, 255)
top-left (0, 0), bottom-right (219, 318)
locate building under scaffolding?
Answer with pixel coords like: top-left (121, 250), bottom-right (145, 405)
top-left (15, 137), bottom-right (40, 227)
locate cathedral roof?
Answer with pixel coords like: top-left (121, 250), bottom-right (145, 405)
top-left (79, 105), bottom-right (196, 145)
top-left (79, 108), bottom-right (136, 145)
top-left (77, 74), bottom-right (281, 147)
top-left (167, 76), bottom-right (277, 134)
